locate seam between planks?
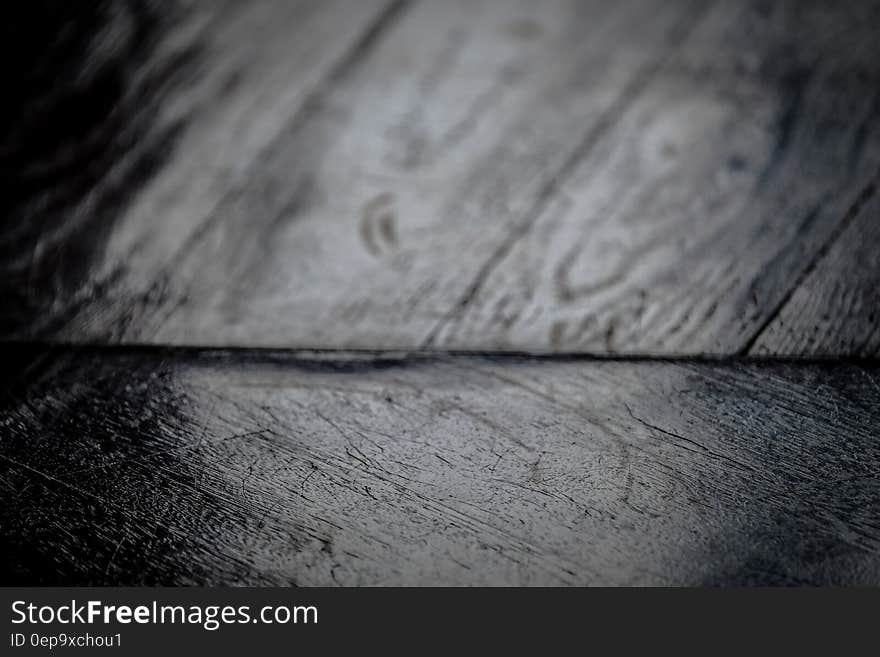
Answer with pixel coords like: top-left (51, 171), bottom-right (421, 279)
top-left (123, 0), bottom-right (415, 340)
top-left (3, 339), bottom-right (878, 366)
top-left (739, 164), bottom-right (880, 356)
top-left (42, 0), bottom-right (415, 343)
top-left (419, 0), bottom-right (716, 349)
top-left (156, 0), bottom-right (414, 273)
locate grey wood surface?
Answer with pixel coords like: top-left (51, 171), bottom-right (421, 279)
top-left (3, 0), bottom-right (877, 355)
top-left (436, 1), bottom-right (880, 354)
top-left (752, 191), bottom-right (880, 356)
top-left (2, 0), bottom-right (397, 338)
top-left (64, 0), bottom-right (710, 350)
top-left (3, 1), bottom-right (879, 590)
top-left (3, 346), bottom-right (879, 585)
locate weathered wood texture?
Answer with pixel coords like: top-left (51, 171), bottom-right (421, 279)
top-left (752, 191), bottom-right (880, 356)
top-left (1, 0), bottom-right (878, 356)
top-left (0, 0), bottom-right (397, 337)
top-left (436, 0), bottom-right (880, 354)
top-left (2, 347), bottom-right (879, 585)
top-left (33, 0), bottom-right (709, 350)
top-left (117, 0), bottom-right (708, 349)
top-left (2, 0), bottom-right (876, 355)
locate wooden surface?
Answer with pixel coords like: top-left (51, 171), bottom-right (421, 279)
top-left (1, 0), bottom-right (877, 354)
top-left (1, 0), bottom-right (397, 339)
top-left (2, 346), bottom-right (879, 585)
top-left (438, 1), bottom-right (880, 354)
top-left (752, 191), bottom-right (880, 356)
top-left (2, 0), bottom-right (879, 588)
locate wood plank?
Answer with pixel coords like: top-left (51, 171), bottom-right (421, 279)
top-left (0, 0), bottom-right (399, 338)
top-left (750, 191), bottom-right (880, 356)
top-left (5, 1), bottom-right (878, 356)
top-left (2, 346), bottom-right (879, 585)
top-left (433, 1), bottom-right (880, 354)
top-left (45, 0), bottom-right (709, 347)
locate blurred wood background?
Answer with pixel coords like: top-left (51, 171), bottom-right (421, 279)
top-left (2, 0), bottom-right (878, 355)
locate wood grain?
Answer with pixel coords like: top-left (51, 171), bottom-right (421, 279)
top-left (750, 191), bottom-right (880, 356)
top-left (1, 0), bottom-right (398, 338)
top-left (45, 0), bottom-right (710, 348)
top-left (3, 346), bottom-right (879, 585)
top-left (2, 1), bottom-right (877, 355)
top-left (434, 0), bottom-right (880, 354)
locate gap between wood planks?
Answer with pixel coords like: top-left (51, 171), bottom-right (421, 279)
top-left (3, 339), bottom-right (878, 365)
top-left (35, 0), bottom-right (415, 339)
top-left (418, 2), bottom-right (714, 348)
top-left (738, 164), bottom-right (880, 355)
